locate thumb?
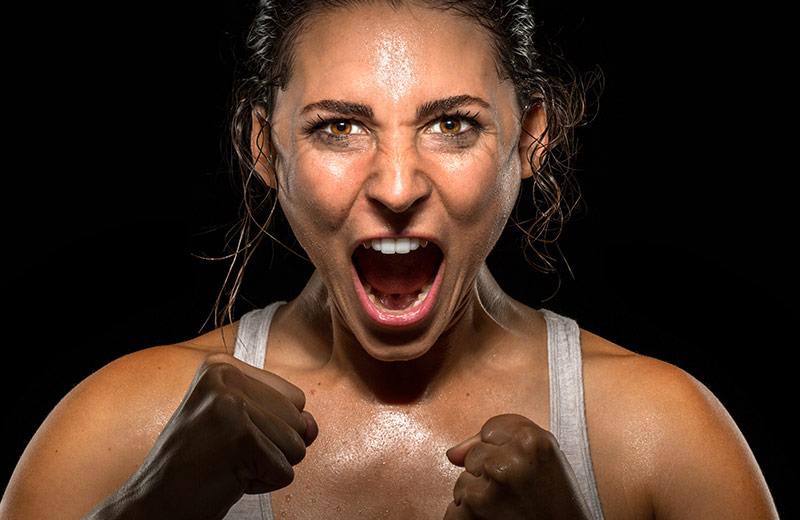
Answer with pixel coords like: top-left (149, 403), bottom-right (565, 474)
top-left (446, 433), bottom-right (481, 467)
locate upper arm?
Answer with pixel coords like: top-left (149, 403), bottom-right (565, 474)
top-left (0, 346), bottom-right (205, 520)
top-left (647, 365), bottom-right (778, 519)
top-left (585, 342), bottom-right (778, 520)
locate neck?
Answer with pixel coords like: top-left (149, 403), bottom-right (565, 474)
top-left (283, 265), bottom-right (522, 404)
top-left (331, 325), bottom-right (464, 405)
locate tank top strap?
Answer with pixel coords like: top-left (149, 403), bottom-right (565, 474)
top-left (542, 309), bottom-right (606, 520)
top-left (232, 302), bottom-right (285, 369)
top-left (225, 302), bottom-right (284, 520)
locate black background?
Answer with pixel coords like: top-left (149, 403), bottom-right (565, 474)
top-left (2, 1), bottom-right (793, 517)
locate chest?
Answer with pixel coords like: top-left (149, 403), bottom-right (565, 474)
top-left (267, 371), bottom-right (549, 520)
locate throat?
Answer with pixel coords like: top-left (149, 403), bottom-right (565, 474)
top-left (343, 345), bottom-right (451, 404)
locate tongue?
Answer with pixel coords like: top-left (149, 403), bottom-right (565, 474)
top-left (354, 244), bottom-right (441, 295)
top-left (378, 293), bottom-right (419, 310)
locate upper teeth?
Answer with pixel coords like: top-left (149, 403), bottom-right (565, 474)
top-left (362, 237), bottom-right (428, 254)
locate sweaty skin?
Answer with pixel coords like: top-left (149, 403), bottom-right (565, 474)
top-left (0, 3), bottom-right (778, 520)
top-left (373, 31), bottom-right (416, 100)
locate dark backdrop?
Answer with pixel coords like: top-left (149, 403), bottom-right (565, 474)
top-left (3, 1), bottom-right (792, 517)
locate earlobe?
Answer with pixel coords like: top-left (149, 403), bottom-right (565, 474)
top-left (250, 105), bottom-right (277, 188)
top-left (518, 100), bottom-right (548, 179)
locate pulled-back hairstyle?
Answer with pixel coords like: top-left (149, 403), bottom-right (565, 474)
top-left (216, 0), bottom-right (594, 326)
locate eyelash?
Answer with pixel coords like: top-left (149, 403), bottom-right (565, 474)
top-left (302, 115), bottom-right (363, 141)
top-left (428, 110), bottom-right (482, 135)
top-left (302, 110), bottom-right (482, 142)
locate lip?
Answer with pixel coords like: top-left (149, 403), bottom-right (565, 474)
top-left (350, 235), bottom-right (444, 328)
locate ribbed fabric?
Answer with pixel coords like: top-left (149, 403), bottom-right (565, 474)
top-left (225, 304), bottom-right (604, 519)
top-left (542, 309), bottom-right (605, 520)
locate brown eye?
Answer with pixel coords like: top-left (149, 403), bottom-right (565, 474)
top-left (330, 121), bottom-right (352, 135)
top-left (440, 118), bottom-right (461, 133)
top-left (429, 117), bottom-right (471, 135)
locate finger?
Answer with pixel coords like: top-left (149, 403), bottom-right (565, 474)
top-left (443, 501), bottom-right (471, 520)
top-left (238, 375), bottom-right (308, 435)
top-left (462, 441), bottom-right (491, 477)
top-left (452, 471), bottom-right (491, 512)
top-left (241, 424), bottom-right (296, 493)
top-left (245, 405), bottom-right (307, 466)
top-left (465, 442), bottom-right (518, 485)
top-left (301, 411), bottom-right (318, 446)
top-left (446, 433), bottom-right (481, 467)
top-left (479, 413), bottom-right (527, 445)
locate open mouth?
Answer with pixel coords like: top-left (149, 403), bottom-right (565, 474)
top-left (352, 237), bottom-right (443, 326)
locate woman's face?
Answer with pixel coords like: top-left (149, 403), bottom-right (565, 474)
top-left (266, 2), bottom-right (531, 360)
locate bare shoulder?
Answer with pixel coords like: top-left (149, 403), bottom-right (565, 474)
top-left (579, 330), bottom-right (778, 520)
top-left (0, 324), bottom-right (237, 520)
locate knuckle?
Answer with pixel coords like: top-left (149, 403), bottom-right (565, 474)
top-left (238, 426), bottom-right (297, 491)
top-left (515, 424), bottom-right (538, 451)
top-left (202, 351), bottom-right (234, 366)
top-left (268, 456), bottom-right (296, 489)
top-left (242, 459), bottom-right (295, 493)
top-left (205, 390), bottom-right (247, 424)
top-left (197, 353), bottom-right (238, 380)
top-left (453, 472), bottom-right (489, 511)
top-left (196, 358), bottom-right (240, 389)
top-left (518, 426), bottom-right (558, 462)
top-left (483, 456), bottom-right (512, 483)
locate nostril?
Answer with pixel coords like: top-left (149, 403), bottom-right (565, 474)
top-left (368, 186), bottom-right (431, 216)
top-left (366, 156), bottom-right (432, 214)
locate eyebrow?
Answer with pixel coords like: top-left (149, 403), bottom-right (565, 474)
top-left (416, 95), bottom-right (491, 120)
top-left (300, 94), bottom-right (491, 121)
top-left (300, 100), bottom-right (374, 119)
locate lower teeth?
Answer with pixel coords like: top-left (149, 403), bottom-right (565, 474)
top-left (364, 282), bottom-right (432, 312)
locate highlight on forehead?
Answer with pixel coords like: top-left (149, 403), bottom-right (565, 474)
top-left (277, 0), bottom-right (513, 91)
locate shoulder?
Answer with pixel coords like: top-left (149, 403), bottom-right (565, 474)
top-left (1, 324), bottom-right (238, 520)
top-left (579, 330), bottom-right (778, 519)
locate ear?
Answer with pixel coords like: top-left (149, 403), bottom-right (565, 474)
top-left (250, 105), bottom-right (277, 188)
top-left (518, 100), bottom-right (548, 179)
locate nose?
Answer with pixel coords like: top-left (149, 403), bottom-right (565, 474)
top-left (365, 137), bottom-right (431, 214)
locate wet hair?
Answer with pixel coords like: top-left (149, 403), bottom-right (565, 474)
top-left (215, 0), bottom-right (595, 326)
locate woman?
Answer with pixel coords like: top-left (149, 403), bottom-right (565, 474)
top-left (0, 1), bottom-right (779, 519)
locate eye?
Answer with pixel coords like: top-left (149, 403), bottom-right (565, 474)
top-left (327, 120), bottom-right (364, 135)
top-left (429, 117), bottom-right (472, 134)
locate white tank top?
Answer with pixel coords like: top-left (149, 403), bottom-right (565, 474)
top-left (224, 303), bottom-right (605, 520)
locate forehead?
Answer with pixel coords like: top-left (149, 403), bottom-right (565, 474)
top-left (281, 3), bottom-right (508, 111)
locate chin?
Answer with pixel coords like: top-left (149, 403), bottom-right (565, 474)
top-left (354, 326), bottom-right (443, 362)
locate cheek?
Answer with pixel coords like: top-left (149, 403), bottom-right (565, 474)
top-left (278, 151), bottom-right (369, 236)
top-left (432, 150), bottom-right (521, 229)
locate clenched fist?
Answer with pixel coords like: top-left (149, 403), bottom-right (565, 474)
top-left (444, 414), bottom-right (593, 520)
top-left (87, 353), bottom-right (317, 520)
